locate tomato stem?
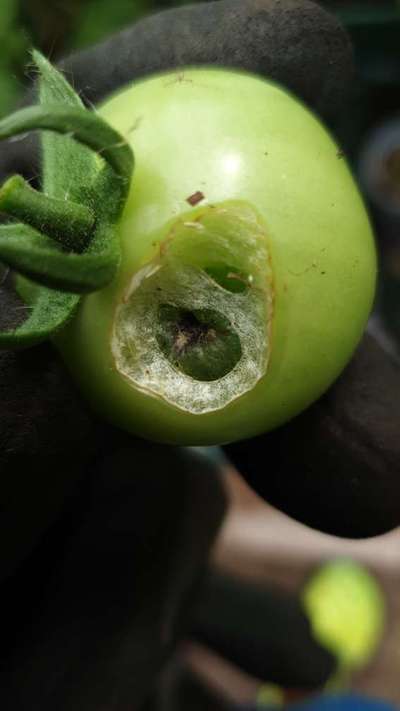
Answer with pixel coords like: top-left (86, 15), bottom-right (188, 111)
top-left (0, 175), bottom-right (95, 251)
top-left (0, 104), bottom-right (133, 199)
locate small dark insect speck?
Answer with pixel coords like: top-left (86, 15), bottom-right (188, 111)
top-left (128, 116), bottom-right (143, 134)
top-left (165, 72), bottom-right (193, 86)
top-left (321, 271), bottom-right (326, 275)
top-left (186, 191), bottom-right (205, 206)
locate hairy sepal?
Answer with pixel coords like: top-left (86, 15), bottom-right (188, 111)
top-left (0, 50), bottom-right (133, 348)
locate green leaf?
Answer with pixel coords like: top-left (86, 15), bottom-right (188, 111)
top-left (32, 51), bottom-right (133, 211)
top-left (0, 286), bottom-right (79, 348)
top-left (33, 49), bottom-right (99, 202)
top-left (0, 103), bottom-right (133, 201)
top-left (0, 223), bottom-right (118, 292)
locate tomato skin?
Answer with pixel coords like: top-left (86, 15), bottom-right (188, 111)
top-left (56, 68), bottom-right (376, 446)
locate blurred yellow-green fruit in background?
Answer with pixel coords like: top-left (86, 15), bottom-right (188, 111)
top-left (302, 559), bottom-right (385, 670)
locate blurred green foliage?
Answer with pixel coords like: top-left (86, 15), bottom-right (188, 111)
top-left (0, 0), bottom-right (28, 116)
top-left (67, 0), bottom-right (149, 49)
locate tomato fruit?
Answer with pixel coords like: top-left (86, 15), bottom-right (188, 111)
top-left (53, 68), bottom-right (376, 445)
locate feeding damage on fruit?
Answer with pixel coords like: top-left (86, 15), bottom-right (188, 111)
top-left (111, 202), bottom-right (273, 414)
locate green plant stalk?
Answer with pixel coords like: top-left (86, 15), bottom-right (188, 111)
top-left (0, 104), bottom-right (133, 196)
top-left (0, 223), bottom-right (118, 293)
top-left (0, 175), bottom-right (95, 251)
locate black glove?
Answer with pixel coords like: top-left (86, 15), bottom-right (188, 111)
top-left (0, 1), bottom-right (397, 709)
top-left (224, 331), bottom-right (400, 538)
top-left (189, 570), bottom-right (335, 689)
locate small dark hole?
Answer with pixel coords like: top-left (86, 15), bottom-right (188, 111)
top-left (156, 303), bottom-right (241, 381)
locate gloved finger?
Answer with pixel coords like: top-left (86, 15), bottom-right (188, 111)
top-left (0, 446), bottom-right (226, 711)
top-left (188, 570), bottom-right (335, 690)
top-left (224, 333), bottom-right (400, 539)
top-left (0, 0), bottom-right (353, 183)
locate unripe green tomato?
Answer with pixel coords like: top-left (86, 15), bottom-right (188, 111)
top-left (57, 69), bottom-right (376, 446)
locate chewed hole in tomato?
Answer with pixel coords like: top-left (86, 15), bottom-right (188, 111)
top-left (111, 201), bottom-right (273, 414)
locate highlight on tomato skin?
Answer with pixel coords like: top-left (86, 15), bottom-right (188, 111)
top-left (0, 53), bottom-right (376, 446)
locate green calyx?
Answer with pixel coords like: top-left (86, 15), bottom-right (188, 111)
top-left (0, 174), bottom-right (95, 251)
top-left (0, 49), bottom-right (134, 348)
